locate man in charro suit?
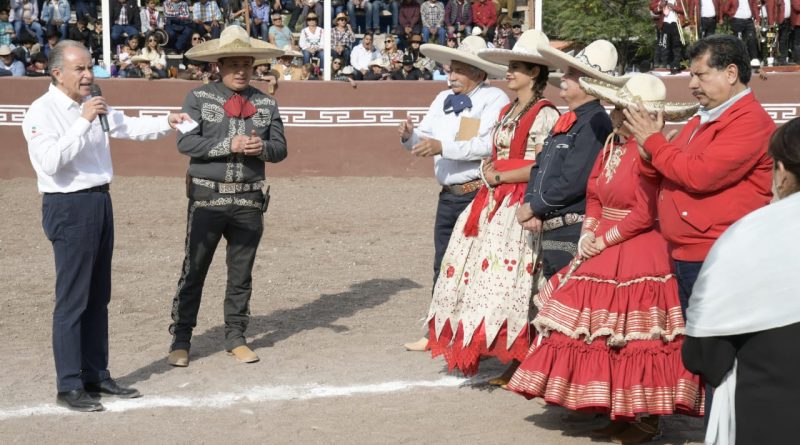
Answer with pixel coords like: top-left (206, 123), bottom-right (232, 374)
top-left (167, 26), bottom-right (287, 367)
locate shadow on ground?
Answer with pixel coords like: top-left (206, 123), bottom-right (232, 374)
top-left (119, 277), bottom-right (422, 385)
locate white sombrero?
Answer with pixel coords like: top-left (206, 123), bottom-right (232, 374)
top-left (579, 73), bottom-right (699, 121)
top-left (420, 35), bottom-right (507, 79)
top-left (185, 25), bottom-right (283, 63)
top-left (539, 39), bottom-right (628, 86)
top-left (478, 29), bottom-right (552, 67)
top-left (277, 45), bottom-right (302, 58)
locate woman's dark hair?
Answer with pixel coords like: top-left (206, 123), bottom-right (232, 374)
top-left (768, 117), bottom-right (800, 182)
top-left (521, 61), bottom-right (549, 101)
top-left (688, 34), bottom-right (751, 85)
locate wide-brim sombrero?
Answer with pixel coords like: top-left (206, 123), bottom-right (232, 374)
top-left (579, 74), bottom-right (699, 121)
top-left (540, 39), bottom-right (629, 86)
top-left (478, 29), bottom-right (552, 67)
top-left (185, 25), bottom-right (283, 62)
top-left (421, 35), bottom-right (507, 79)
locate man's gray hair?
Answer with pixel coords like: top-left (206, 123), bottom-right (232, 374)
top-left (49, 40), bottom-right (90, 85)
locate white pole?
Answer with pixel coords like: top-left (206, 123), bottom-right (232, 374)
top-left (323, 0), bottom-right (332, 80)
top-left (102, 0), bottom-right (112, 71)
top-left (534, 0), bottom-right (542, 31)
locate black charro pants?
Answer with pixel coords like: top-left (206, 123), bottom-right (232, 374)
top-left (433, 188), bottom-right (477, 287)
top-left (42, 188), bottom-right (113, 392)
top-left (170, 189), bottom-right (265, 352)
top-left (540, 223), bottom-right (581, 281)
top-left (731, 18), bottom-right (759, 62)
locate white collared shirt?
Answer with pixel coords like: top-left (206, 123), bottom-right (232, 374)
top-left (701, 0), bottom-right (716, 17)
top-left (697, 87), bottom-right (751, 124)
top-left (734, 0), bottom-right (752, 19)
top-left (23, 84), bottom-right (173, 193)
top-left (663, 0), bottom-right (679, 23)
top-left (349, 43), bottom-right (379, 71)
top-left (402, 83), bottom-right (510, 186)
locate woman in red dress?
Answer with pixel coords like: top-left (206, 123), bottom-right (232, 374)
top-left (507, 74), bottom-right (705, 444)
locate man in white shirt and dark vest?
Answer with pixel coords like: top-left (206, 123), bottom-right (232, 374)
top-left (167, 26), bottom-right (286, 368)
top-left (398, 35), bottom-right (509, 351)
top-left (22, 40), bottom-right (190, 412)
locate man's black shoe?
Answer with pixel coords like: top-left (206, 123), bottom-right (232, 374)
top-left (56, 389), bottom-right (104, 412)
top-left (85, 378), bottom-right (142, 399)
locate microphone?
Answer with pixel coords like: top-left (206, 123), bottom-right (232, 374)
top-left (89, 84), bottom-right (109, 133)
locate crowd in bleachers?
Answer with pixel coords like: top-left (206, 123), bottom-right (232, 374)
top-left (0, 0), bottom-right (527, 79)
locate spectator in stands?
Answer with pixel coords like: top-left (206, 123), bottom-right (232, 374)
top-left (40, 0), bottom-right (69, 41)
top-left (128, 54), bottom-right (163, 78)
top-left (331, 11), bottom-right (355, 63)
top-left (193, 0), bottom-right (222, 40)
top-left (347, 0), bottom-right (373, 33)
top-left (274, 45), bottom-right (304, 79)
top-left (390, 51), bottom-right (422, 79)
top-left (177, 57), bottom-right (208, 80)
top-left (331, 56), bottom-right (345, 75)
top-left (350, 32), bottom-right (380, 79)
top-left (250, 0), bottom-right (271, 40)
top-left (165, 0), bottom-right (193, 53)
top-left (268, 11), bottom-right (294, 48)
top-left (421, 0), bottom-right (445, 44)
top-left (510, 20), bottom-right (522, 45)
top-left (445, 32), bottom-right (457, 47)
top-left (26, 50), bottom-right (47, 76)
top-left (11, 31), bottom-right (35, 65)
top-left (299, 12), bottom-right (323, 68)
top-left (111, 0), bottom-right (141, 45)
top-left (140, 0), bottom-right (165, 35)
top-left (0, 44), bottom-right (23, 75)
top-left (444, 0), bottom-right (471, 37)
top-left (190, 31), bottom-right (204, 47)
top-left (334, 64), bottom-right (358, 85)
top-left (10, 0), bottom-right (43, 44)
top-left (253, 59), bottom-right (271, 78)
top-left (407, 33), bottom-right (422, 61)
top-left (397, 24), bottom-right (414, 49)
top-left (398, 0), bottom-right (420, 34)
top-left (69, 17), bottom-right (91, 48)
top-left (301, 61), bottom-right (319, 79)
top-left (74, 0), bottom-right (97, 22)
top-left (225, 0), bottom-right (246, 27)
top-left (142, 31), bottom-right (168, 78)
top-left (299, 0), bottom-right (323, 27)
top-left (492, 14), bottom-right (512, 49)
top-left (261, 69), bottom-right (280, 94)
top-left (372, 0), bottom-right (400, 34)
top-left (0, 9), bottom-right (15, 47)
top-left (88, 19), bottom-right (103, 63)
top-left (363, 58), bottom-right (388, 79)
top-left (382, 33), bottom-right (402, 69)
top-left (472, 0), bottom-right (496, 42)
top-left (41, 29), bottom-right (59, 59)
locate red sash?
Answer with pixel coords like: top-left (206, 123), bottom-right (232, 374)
top-left (463, 99), bottom-right (557, 237)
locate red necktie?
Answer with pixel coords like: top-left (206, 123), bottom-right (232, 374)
top-left (551, 111), bottom-right (577, 135)
top-left (223, 94), bottom-right (257, 119)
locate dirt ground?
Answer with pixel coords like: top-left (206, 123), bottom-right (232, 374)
top-left (0, 177), bottom-right (704, 445)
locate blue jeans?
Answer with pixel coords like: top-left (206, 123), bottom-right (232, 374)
top-left (423, 25), bottom-right (445, 45)
top-left (14, 20), bottom-right (44, 44)
top-left (347, 0), bottom-right (373, 33)
top-left (674, 259), bottom-right (703, 318)
top-left (111, 24), bottom-right (139, 44)
top-left (251, 21), bottom-right (269, 40)
top-left (75, 1), bottom-right (98, 20)
top-left (371, 0), bottom-right (399, 32)
top-left (303, 49), bottom-right (323, 68)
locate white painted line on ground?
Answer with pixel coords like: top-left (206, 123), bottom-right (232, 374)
top-left (0, 376), bottom-right (470, 420)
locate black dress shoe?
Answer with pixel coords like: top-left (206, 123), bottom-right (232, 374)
top-left (85, 378), bottom-right (142, 399)
top-left (56, 389), bottom-right (104, 412)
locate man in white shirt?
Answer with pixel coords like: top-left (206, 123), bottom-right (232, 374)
top-left (397, 35), bottom-right (508, 351)
top-left (22, 40), bottom-right (190, 412)
top-left (349, 33), bottom-right (380, 79)
top-left (697, 0), bottom-right (722, 37)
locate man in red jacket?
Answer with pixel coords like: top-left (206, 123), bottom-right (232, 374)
top-left (624, 34), bottom-right (775, 315)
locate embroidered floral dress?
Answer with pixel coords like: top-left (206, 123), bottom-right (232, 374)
top-left (507, 138), bottom-right (705, 420)
top-left (426, 99), bottom-right (559, 376)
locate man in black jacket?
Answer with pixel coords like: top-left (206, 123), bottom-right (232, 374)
top-left (111, 0), bottom-right (140, 45)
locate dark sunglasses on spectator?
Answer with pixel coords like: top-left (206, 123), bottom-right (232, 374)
top-left (148, 39), bottom-right (157, 42)
top-left (274, 17), bottom-right (282, 20)
top-left (385, 39), bottom-right (393, 43)
top-left (192, 37), bottom-right (201, 40)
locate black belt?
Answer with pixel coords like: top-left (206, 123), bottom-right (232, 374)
top-left (45, 184), bottom-right (109, 195)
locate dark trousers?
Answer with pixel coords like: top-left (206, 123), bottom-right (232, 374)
top-left (433, 188), bottom-right (476, 286)
top-left (541, 223), bottom-right (581, 281)
top-left (42, 189), bottom-right (113, 392)
top-left (777, 19), bottom-right (792, 62)
top-left (700, 17), bottom-right (716, 38)
top-left (731, 18), bottom-right (759, 62)
top-left (793, 25), bottom-right (800, 63)
top-left (673, 258), bottom-right (713, 424)
top-left (170, 190), bottom-right (265, 352)
top-left (166, 19), bottom-right (194, 53)
top-left (658, 22), bottom-right (683, 68)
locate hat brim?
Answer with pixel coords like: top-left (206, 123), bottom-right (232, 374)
top-left (539, 44), bottom-right (629, 86)
top-left (478, 48), bottom-right (552, 68)
top-left (578, 77), bottom-right (700, 121)
top-left (420, 44), bottom-right (507, 79)
top-left (185, 38), bottom-right (284, 63)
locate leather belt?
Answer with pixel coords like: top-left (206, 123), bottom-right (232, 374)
top-left (542, 213), bottom-right (584, 232)
top-left (443, 179), bottom-right (482, 196)
top-left (191, 177), bottom-right (264, 194)
top-left (45, 184), bottom-right (110, 195)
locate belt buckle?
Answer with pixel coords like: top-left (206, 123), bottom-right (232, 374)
top-left (218, 183), bottom-right (236, 194)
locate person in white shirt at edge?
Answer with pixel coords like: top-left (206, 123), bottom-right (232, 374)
top-left (398, 35), bottom-right (509, 351)
top-left (22, 40), bottom-right (191, 413)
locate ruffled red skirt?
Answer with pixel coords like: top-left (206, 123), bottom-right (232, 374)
top-left (428, 319), bottom-right (530, 376)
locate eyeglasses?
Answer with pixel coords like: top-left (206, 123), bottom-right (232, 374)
top-left (274, 17), bottom-right (282, 20)
top-left (192, 37), bottom-right (201, 40)
top-left (148, 39), bottom-right (157, 42)
top-left (385, 40), bottom-right (393, 43)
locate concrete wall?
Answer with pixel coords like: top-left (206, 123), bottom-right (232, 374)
top-left (2, 75), bottom-right (798, 178)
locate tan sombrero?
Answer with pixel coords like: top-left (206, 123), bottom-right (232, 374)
top-left (130, 54), bottom-right (151, 64)
top-left (579, 73), bottom-right (699, 121)
top-left (369, 58), bottom-right (390, 69)
top-left (478, 29), bottom-right (552, 67)
top-left (184, 25), bottom-right (283, 63)
top-left (277, 45), bottom-right (302, 58)
top-left (539, 39), bottom-right (628, 86)
top-left (421, 35), bottom-right (507, 79)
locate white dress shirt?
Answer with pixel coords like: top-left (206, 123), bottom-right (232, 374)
top-left (23, 84), bottom-right (173, 193)
top-left (734, 0), bottom-right (752, 19)
top-left (402, 83), bottom-right (510, 186)
top-left (701, 0), bottom-right (716, 18)
top-left (349, 43), bottom-right (379, 71)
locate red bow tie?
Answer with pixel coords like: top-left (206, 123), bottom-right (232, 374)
top-left (551, 111), bottom-right (577, 135)
top-left (223, 93), bottom-right (257, 119)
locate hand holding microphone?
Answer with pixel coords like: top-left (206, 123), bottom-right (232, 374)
top-left (86, 84), bottom-right (109, 132)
